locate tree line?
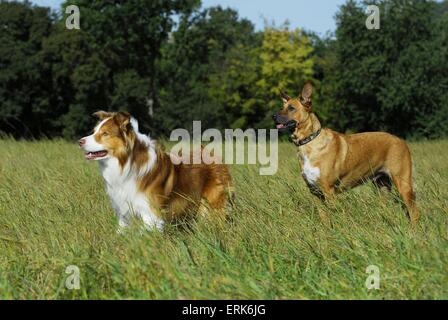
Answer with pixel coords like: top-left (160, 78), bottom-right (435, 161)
top-left (0, 0), bottom-right (447, 140)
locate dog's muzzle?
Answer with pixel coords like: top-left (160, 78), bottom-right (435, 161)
top-left (273, 114), bottom-right (297, 133)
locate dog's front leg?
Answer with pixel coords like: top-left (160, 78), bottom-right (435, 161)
top-left (141, 213), bottom-right (165, 232)
top-left (316, 182), bottom-right (336, 228)
top-left (321, 183), bottom-right (336, 199)
top-left (116, 216), bottom-right (129, 234)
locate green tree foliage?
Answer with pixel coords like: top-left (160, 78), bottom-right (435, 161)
top-left (57, 0), bottom-right (199, 138)
top-left (0, 0), bottom-right (198, 138)
top-left (323, 0), bottom-right (448, 138)
top-left (304, 31), bottom-right (338, 124)
top-left (38, 26), bottom-right (109, 137)
top-left (208, 25), bottom-right (315, 130)
top-left (157, 6), bottom-right (259, 133)
top-left (257, 26), bottom-right (315, 127)
top-left (158, 15), bottom-right (315, 133)
top-left (0, 0), bottom-right (447, 139)
top-left (0, 1), bottom-right (53, 137)
top-left (208, 42), bottom-right (262, 129)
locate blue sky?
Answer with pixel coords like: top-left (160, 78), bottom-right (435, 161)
top-left (31, 0), bottom-right (346, 35)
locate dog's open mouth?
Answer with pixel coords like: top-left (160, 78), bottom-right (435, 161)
top-left (276, 123), bottom-right (286, 129)
top-left (275, 120), bottom-right (297, 133)
top-left (85, 150), bottom-right (108, 160)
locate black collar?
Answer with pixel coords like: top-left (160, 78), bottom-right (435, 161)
top-left (292, 128), bottom-right (322, 147)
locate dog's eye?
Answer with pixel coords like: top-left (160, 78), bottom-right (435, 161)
top-left (102, 132), bottom-right (109, 137)
top-left (288, 105), bottom-right (295, 112)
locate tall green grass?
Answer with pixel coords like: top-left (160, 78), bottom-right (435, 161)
top-left (0, 139), bottom-right (447, 299)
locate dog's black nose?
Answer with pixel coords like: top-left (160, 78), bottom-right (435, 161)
top-left (272, 114), bottom-right (278, 121)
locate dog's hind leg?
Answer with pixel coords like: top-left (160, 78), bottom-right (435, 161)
top-left (201, 185), bottom-right (228, 220)
top-left (201, 165), bottom-right (233, 220)
top-left (390, 173), bottom-right (420, 227)
top-left (200, 177), bottom-right (229, 222)
top-left (386, 147), bottom-right (420, 227)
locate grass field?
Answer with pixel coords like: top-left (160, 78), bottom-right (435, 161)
top-left (0, 138), bottom-right (447, 299)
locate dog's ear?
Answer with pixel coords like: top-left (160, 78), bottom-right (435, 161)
top-left (300, 82), bottom-right (313, 109)
top-left (301, 82), bottom-right (313, 100)
top-left (93, 111), bottom-right (114, 120)
top-left (281, 91), bottom-right (291, 103)
top-left (115, 111), bottom-right (132, 132)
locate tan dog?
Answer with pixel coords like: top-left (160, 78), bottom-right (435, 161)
top-left (273, 83), bottom-right (420, 226)
top-left (79, 111), bottom-right (232, 232)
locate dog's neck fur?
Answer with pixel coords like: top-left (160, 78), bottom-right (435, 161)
top-left (99, 124), bottom-right (158, 186)
top-left (292, 112), bottom-right (322, 144)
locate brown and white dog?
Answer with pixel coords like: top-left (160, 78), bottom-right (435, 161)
top-left (79, 111), bottom-right (232, 232)
top-left (273, 83), bottom-right (420, 226)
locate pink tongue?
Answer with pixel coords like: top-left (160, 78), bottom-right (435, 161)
top-left (85, 151), bottom-right (107, 160)
top-left (276, 124), bottom-right (285, 129)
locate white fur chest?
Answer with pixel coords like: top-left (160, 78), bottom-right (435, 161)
top-left (300, 154), bottom-right (321, 186)
top-left (99, 158), bottom-right (163, 230)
